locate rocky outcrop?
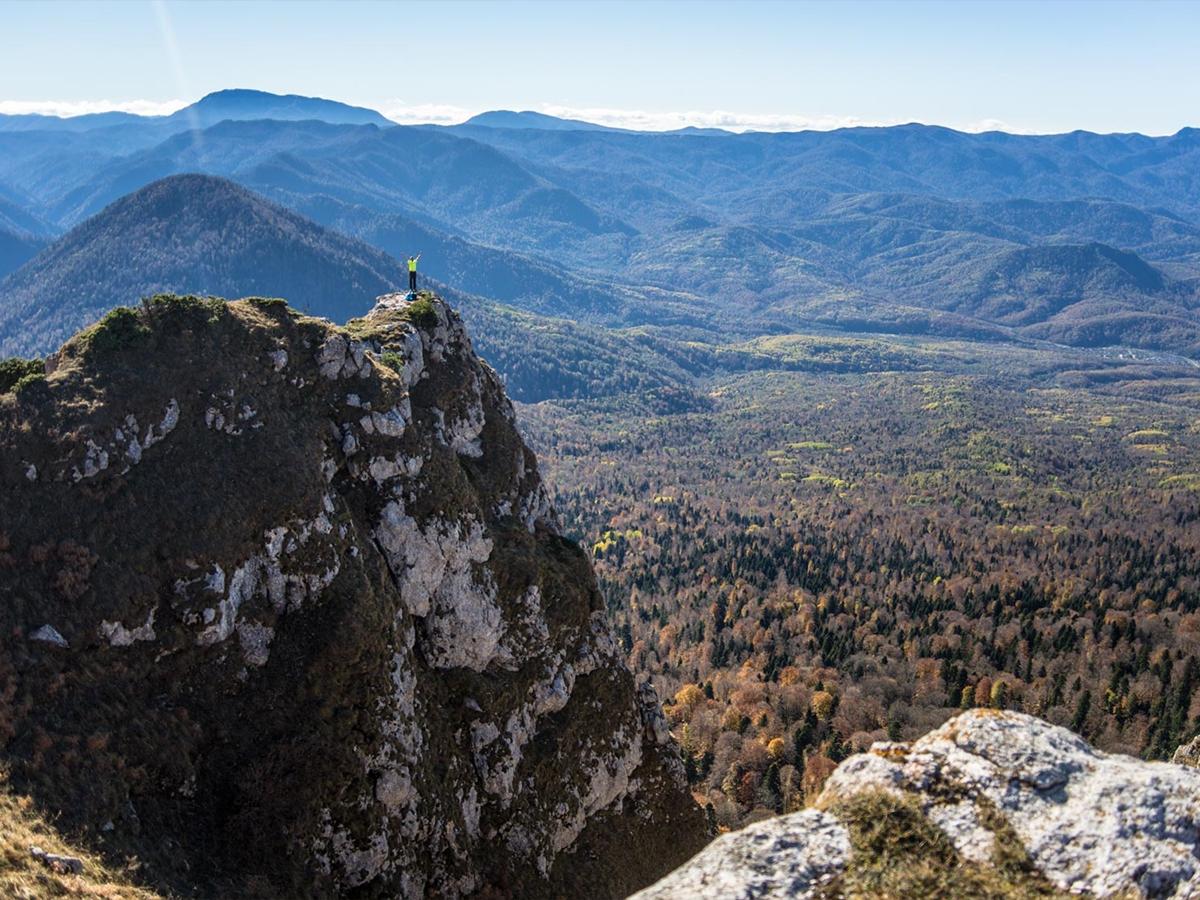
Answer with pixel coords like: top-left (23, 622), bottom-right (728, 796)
top-left (636, 709), bottom-right (1200, 899)
top-left (0, 293), bottom-right (705, 898)
top-left (1173, 733), bottom-right (1200, 768)
top-left (632, 809), bottom-right (849, 900)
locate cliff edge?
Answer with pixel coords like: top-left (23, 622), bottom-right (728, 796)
top-left (0, 292), bottom-right (706, 898)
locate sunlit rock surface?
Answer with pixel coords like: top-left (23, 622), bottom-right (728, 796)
top-left (637, 709), bottom-right (1200, 899)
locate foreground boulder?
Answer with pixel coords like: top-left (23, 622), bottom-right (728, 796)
top-left (636, 709), bottom-right (1200, 899)
top-left (0, 293), bottom-right (705, 898)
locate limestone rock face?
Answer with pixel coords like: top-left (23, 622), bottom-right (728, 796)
top-left (637, 709), bottom-right (1200, 900)
top-left (0, 293), bottom-right (705, 898)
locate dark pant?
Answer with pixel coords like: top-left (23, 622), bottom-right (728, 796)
top-left (409, 271), bottom-right (417, 291)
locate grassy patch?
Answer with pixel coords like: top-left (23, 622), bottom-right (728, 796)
top-left (0, 774), bottom-right (160, 899)
top-left (820, 790), bottom-right (1081, 899)
top-left (804, 472), bottom-right (849, 488)
top-left (1126, 428), bottom-right (1169, 443)
top-left (0, 358), bottom-right (43, 394)
top-left (74, 296), bottom-right (230, 359)
top-left (83, 307), bottom-right (151, 355)
top-left (406, 296), bottom-right (439, 328)
top-left (1160, 474), bottom-right (1200, 490)
top-left (244, 296), bottom-right (289, 310)
top-left (12, 373), bottom-right (46, 396)
top-left (380, 351), bottom-right (405, 374)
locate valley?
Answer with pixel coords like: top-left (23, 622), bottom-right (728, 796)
top-left (519, 334), bottom-right (1200, 826)
top-left (3, 83), bottom-right (1200, 896)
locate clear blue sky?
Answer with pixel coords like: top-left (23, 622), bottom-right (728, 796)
top-left (2, 0), bottom-right (1197, 134)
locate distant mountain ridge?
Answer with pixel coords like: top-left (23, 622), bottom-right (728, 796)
top-left (0, 89), bottom-right (392, 133)
top-left (1, 89), bottom-right (1199, 359)
top-left (0, 174), bottom-right (408, 356)
top-left (0, 174), bottom-right (707, 406)
top-left (463, 109), bottom-right (618, 132)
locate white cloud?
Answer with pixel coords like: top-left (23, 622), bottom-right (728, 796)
top-left (961, 118), bottom-right (1034, 135)
top-left (0, 98), bottom-right (186, 118)
top-left (371, 101), bottom-right (887, 132)
top-left (375, 101), bottom-right (1034, 134)
top-left (537, 106), bottom-right (1040, 134)
top-left (537, 105), bottom-right (877, 133)
top-left (377, 101), bottom-right (479, 126)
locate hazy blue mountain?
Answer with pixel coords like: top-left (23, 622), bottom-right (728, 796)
top-left (0, 110), bottom-right (148, 133)
top-left (0, 89), bottom-right (392, 134)
top-left (0, 193), bottom-right (53, 278)
top-left (172, 89), bottom-right (393, 128)
top-left (456, 123), bottom-right (1200, 221)
top-left (287, 194), bottom-right (696, 325)
top-left (39, 120), bottom-right (384, 226)
top-left (0, 91), bottom-right (397, 194)
top-left (0, 174), bottom-right (408, 356)
top-left (0, 194), bottom-right (54, 238)
top-left (0, 174), bottom-right (708, 404)
top-left (462, 110), bottom-right (618, 131)
top-left (958, 243), bottom-right (1200, 352)
top-left (665, 126), bottom-right (735, 136)
top-left (3, 97), bottom-right (1200, 356)
top-left (0, 227), bottom-right (46, 280)
top-left (37, 120), bottom-right (643, 264)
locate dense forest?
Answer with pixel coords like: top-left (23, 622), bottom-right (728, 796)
top-left (520, 358), bottom-right (1200, 828)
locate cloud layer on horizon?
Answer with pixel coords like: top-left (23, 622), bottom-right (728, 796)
top-left (0, 99), bottom-right (186, 118)
top-left (380, 100), bottom-right (1030, 134)
top-left (0, 96), bottom-right (1031, 134)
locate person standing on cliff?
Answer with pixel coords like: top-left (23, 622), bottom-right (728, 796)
top-left (407, 253), bottom-right (421, 293)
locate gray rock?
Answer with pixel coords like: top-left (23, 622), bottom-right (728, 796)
top-left (29, 624), bottom-right (68, 648)
top-left (819, 710), bottom-right (1200, 899)
top-left (1172, 734), bottom-right (1200, 768)
top-left (630, 809), bottom-right (850, 900)
top-left (30, 845), bottom-right (84, 874)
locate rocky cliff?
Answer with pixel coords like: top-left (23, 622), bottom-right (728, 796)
top-left (0, 292), bottom-right (706, 898)
top-left (636, 709), bottom-right (1200, 899)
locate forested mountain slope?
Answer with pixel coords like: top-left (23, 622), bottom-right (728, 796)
top-left (0, 174), bottom-right (410, 356)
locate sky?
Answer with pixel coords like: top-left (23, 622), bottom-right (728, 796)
top-left (1, 0), bottom-right (1198, 135)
